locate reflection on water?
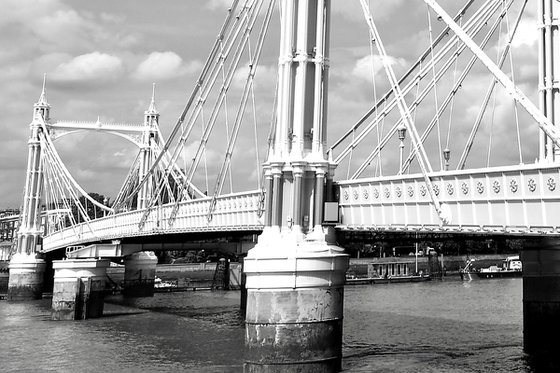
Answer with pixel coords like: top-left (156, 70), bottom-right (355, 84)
top-left (0, 277), bottom-right (554, 372)
top-left (342, 278), bottom-right (527, 372)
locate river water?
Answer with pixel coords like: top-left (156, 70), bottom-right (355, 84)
top-left (0, 277), bottom-right (547, 372)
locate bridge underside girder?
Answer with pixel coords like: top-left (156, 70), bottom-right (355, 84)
top-left (64, 232), bottom-right (259, 259)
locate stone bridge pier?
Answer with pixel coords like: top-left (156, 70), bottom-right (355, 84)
top-left (522, 238), bottom-right (560, 357)
top-left (51, 259), bottom-right (110, 320)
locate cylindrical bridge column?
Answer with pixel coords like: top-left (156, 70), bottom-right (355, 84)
top-left (245, 0), bottom-right (347, 371)
top-left (270, 168), bottom-right (283, 230)
top-left (244, 243), bottom-right (348, 372)
top-left (522, 238), bottom-right (560, 355)
top-left (263, 170), bottom-right (274, 227)
top-left (538, 0), bottom-right (560, 161)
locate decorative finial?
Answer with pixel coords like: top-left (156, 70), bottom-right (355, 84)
top-left (147, 82), bottom-right (158, 114)
top-left (37, 73), bottom-right (49, 106)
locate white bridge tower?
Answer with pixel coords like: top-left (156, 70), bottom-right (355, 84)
top-left (243, 0), bottom-right (348, 371)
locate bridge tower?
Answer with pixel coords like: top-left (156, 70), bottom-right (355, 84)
top-left (137, 83), bottom-right (160, 210)
top-left (7, 78), bottom-right (49, 300)
top-left (523, 0), bottom-right (560, 357)
top-left (539, 0), bottom-right (560, 162)
top-left (121, 85), bottom-right (160, 298)
top-left (243, 1), bottom-right (348, 372)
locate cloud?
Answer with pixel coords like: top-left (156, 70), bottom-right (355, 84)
top-left (51, 52), bottom-right (124, 83)
top-left (133, 52), bottom-right (202, 81)
top-left (206, 0), bottom-right (233, 11)
top-left (511, 19), bottom-right (538, 48)
top-left (332, 0), bottom-right (405, 21)
top-left (352, 54), bottom-right (406, 81)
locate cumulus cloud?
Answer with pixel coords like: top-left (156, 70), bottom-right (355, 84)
top-left (352, 54), bottom-right (406, 81)
top-left (511, 19), bottom-right (538, 47)
top-left (332, 0), bottom-right (405, 21)
top-left (206, 0), bottom-right (233, 11)
top-left (51, 52), bottom-right (124, 83)
top-left (133, 52), bottom-right (202, 81)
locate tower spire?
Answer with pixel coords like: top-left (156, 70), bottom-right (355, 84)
top-left (37, 73), bottom-right (48, 106)
top-left (147, 82), bottom-right (158, 115)
top-left (34, 73), bottom-right (50, 121)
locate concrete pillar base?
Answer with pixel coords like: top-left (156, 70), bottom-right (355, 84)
top-left (7, 253), bottom-right (46, 300)
top-left (243, 235), bottom-right (348, 372)
top-left (51, 259), bottom-right (110, 320)
top-left (123, 251), bottom-right (157, 297)
top-left (522, 238), bottom-right (560, 354)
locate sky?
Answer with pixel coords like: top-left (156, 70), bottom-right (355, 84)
top-left (0, 0), bottom-right (540, 209)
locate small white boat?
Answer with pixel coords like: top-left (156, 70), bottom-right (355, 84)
top-left (154, 276), bottom-right (177, 289)
top-left (476, 255), bottom-right (522, 279)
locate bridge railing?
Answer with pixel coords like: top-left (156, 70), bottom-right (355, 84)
top-left (42, 190), bottom-right (264, 252)
top-left (337, 163), bottom-right (560, 235)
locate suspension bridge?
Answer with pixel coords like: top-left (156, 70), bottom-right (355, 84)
top-left (5, 0), bottom-right (560, 371)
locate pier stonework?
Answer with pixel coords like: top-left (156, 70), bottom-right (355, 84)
top-left (521, 238), bottom-right (560, 355)
top-left (244, 240), bottom-right (347, 372)
top-left (123, 251), bottom-right (157, 297)
top-left (244, 0), bottom-right (349, 371)
top-left (7, 253), bottom-right (46, 300)
top-left (522, 0), bottom-right (560, 358)
top-left (51, 259), bottom-right (110, 320)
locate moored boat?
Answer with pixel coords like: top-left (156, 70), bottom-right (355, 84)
top-left (476, 255), bottom-right (522, 279)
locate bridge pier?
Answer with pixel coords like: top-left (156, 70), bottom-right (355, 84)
top-left (123, 251), bottom-right (157, 297)
top-left (244, 231), bottom-right (348, 372)
top-left (7, 253), bottom-right (46, 300)
top-left (51, 258), bottom-right (110, 320)
top-left (522, 238), bottom-right (560, 356)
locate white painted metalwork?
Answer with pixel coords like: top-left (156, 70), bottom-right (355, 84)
top-left (424, 0), bottom-right (560, 151)
top-left (338, 163), bottom-right (560, 235)
top-left (47, 120), bottom-right (147, 147)
top-left (42, 190), bottom-right (264, 252)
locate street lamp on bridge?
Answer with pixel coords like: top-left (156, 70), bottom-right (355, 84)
top-left (397, 123), bottom-right (407, 174)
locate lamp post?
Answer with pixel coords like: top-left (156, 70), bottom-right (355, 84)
top-left (443, 148), bottom-right (451, 171)
top-left (103, 197), bottom-right (108, 217)
top-left (397, 123), bottom-right (407, 174)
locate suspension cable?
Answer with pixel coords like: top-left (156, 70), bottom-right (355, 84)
top-left (184, 0), bottom-right (264, 189)
top-left (368, 24), bottom-right (382, 177)
top-left (427, 0), bottom-right (560, 158)
top-left (138, 2), bottom-right (257, 227)
top-left (360, 0), bottom-right (451, 225)
top-left (220, 37), bottom-right (234, 194)
top-left (129, 0), bottom-right (246, 205)
top-left (39, 120), bottom-right (112, 213)
top-left (328, 0), bottom-right (477, 157)
top-left (504, 0), bottom-right (523, 164)
top-left (446, 15), bottom-right (463, 153)
top-left (352, 0), bottom-right (504, 179)
top-left (457, 0), bottom-right (527, 169)
top-left (335, 0), bottom-right (500, 166)
top-left (426, 5), bottom-right (444, 170)
top-left (206, 0), bottom-right (275, 220)
top-left (248, 38), bottom-right (262, 190)
top-left (402, 0), bottom-right (518, 174)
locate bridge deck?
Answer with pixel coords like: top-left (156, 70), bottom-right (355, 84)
top-left (337, 163), bottom-right (560, 236)
top-left (42, 191), bottom-right (264, 252)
